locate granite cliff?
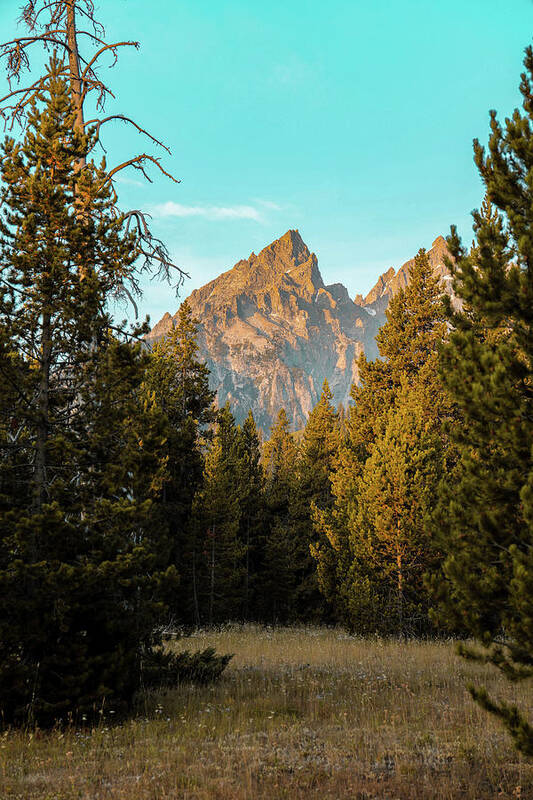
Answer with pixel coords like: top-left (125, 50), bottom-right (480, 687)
top-left (147, 230), bottom-right (454, 432)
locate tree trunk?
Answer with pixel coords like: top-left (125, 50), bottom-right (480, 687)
top-left (192, 545), bottom-right (200, 626)
top-left (33, 312), bottom-right (51, 517)
top-left (208, 525), bottom-right (215, 626)
top-left (66, 1), bottom-right (85, 140)
top-left (245, 515), bottom-right (250, 620)
top-left (66, 0), bottom-right (89, 281)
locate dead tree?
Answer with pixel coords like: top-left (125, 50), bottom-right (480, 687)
top-left (0, 0), bottom-right (187, 303)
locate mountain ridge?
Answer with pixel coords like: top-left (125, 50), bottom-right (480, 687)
top-left (147, 231), bottom-right (454, 432)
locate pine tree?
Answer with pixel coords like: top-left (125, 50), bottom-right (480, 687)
top-left (234, 410), bottom-right (264, 619)
top-left (312, 250), bottom-right (452, 632)
top-left (192, 405), bottom-right (245, 624)
top-left (1, 1), bottom-right (185, 285)
top-left (0, 64), bottom-right (177, 724)
top-left (292, 379), bottom-right (338, 621)
top-left (353, 380), bottom-right (446, 634)
top-left (260, 408), bottom-right (299, 621)
top-left (144, 300), bottom-right (215, 622)
top-left (432, 48), bottom-right (533, 755)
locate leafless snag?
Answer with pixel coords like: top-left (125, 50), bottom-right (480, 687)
top-left (0, 0), bottom-right (188, 306)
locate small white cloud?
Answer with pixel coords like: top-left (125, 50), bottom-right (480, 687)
top-left (153, 202), bottom-right (262, 221)
top-left (255, 199), bottom-right (283, 211)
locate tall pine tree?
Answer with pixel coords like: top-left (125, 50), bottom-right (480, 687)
top-left (260, 408), bottom-right (299, 622)
top-left (432, 47), bottom-right (533, 755)
top-left (144, 300), bottom-right (215, 622)
top-left (192, 404), bottom-right (245, 624)
top-left (234, 410), bottom-right (264, 620)
top-left (313, 250), bottom-right (452, 633)
top-left (292, 379), bottom-right (338, 621)
top-left (0, 63), bottom-right (177, 724)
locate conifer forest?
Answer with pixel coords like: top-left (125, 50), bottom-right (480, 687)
top-left (0, 2), bottom-right (532, 798)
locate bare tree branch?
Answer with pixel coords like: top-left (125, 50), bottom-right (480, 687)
top-left (81, 41), bottom-right (139, 80)
top-left (0, 0), bottom-right (187, 299)
top-left (87, 115), bottom-right (171, 154)
top-left (105, 154), bottom-right (180, 186)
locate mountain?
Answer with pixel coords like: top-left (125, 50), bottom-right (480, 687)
top-left (358, 235), bottom-right (453, 313)
top-left (147, 231), bottom-right (454, 432)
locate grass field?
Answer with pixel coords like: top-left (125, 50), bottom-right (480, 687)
top-left (1, 625), bottom-right (532, 799)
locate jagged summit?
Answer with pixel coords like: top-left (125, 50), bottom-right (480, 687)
top-left (184, 229), bottom-right (323, 311)
top-left (148, 230), bottom-right (453, 432)
top-left (357, 235), bottom-right (454, 313)
top-left (258, 228), bottom-right (311, 268)
top-left (246, 228), bottom-right (323, 296)
top-left (361, 266), bottom-right (395, 306)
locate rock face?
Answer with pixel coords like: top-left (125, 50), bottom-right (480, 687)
top-left (147, 231), bottom-right (454, 433)
top-left (358, 235), bottom-right (454, 314)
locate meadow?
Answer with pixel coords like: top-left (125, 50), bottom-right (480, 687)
top-left (1, 626), bottom-right (532, 800)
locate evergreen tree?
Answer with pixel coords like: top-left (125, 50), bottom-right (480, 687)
top-left (352, 379), bottom-right (446, 634)
top-left (234, 410), bottom-right (265, 619)
top-left (292, 379), bottom-right (338, 621)
top-left (313, 250), bottom-right (451, 632)
top-left (192, 405), bottom-right (245, 624)
top-left (0, 64), bottom-right (177, 724)
top-left (260, 408), bottom-right (299, 621)
top-left (376, 251), bottom-right (447, 383)
top-left (432, 48), bottom-right (533, 755)
top-left (144, 300), bottom-right (215, 622)
top-left (1, 1), bottom-right (185, 286)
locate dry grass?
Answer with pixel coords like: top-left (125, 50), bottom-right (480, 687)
top-left (1, 625), bottom-right (532, 799)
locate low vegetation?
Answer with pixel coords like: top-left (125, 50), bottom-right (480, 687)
top-left (2, 626), bottom-right (532, 800)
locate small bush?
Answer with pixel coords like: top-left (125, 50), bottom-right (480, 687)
top-left (141, 646), bottom-right (232, 689)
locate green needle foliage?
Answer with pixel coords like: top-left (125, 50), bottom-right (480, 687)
top-left (0, 63), bottom-right (180, 725)
top-left (432, 48), bottom-right (533, 755)
top-left (260, 408), bottom-right (299, 622)
top-left (234, 410), bottom-right (265, 620)
top-left (191, 404), bottom-right (245, 624)
top-left (144, 300), bottom-right (215, 623)
top-left (313, 250), bottom-right (453, 634)
top-left (293, 379), bottom-right (339, 622)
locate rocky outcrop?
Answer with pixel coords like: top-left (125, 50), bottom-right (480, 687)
top-left (147, 231), bottom-right (454, 433)
top-left (356, 236), bottom-right (455, 314)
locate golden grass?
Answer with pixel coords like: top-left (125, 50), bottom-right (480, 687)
top-left (1, 625), bottom-right (532, 799)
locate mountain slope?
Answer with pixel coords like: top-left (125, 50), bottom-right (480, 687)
top-left (147, 231), bottom-right (453, 432)
top-left (358, 235), bottom-right (453, 313)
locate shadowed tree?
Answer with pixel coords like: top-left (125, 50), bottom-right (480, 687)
top-left (431, 47), bottom-right (533, 755)
top-left (259, 408), bottom-right (299, 621)
top-left (0, 63), bottom-right (180, 724)
top-left (192, 405), bottom-right (245, 624)
top-left (234, 410), bottom-right (264, 620)
top-left (144, 301), bottom-right (216, 623)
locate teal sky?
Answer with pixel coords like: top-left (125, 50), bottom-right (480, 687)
top-left (1, 0), bottom-right (532, 324)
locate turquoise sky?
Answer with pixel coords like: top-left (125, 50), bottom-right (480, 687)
top-left (1, 0), bottom-right (532, 324)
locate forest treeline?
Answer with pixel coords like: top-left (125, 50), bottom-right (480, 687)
top-left (0, 0), bottom-right (531, 755)
top-left (152, 251), bottom-right (449, 633)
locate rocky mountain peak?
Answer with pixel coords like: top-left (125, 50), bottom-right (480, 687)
top-left (358, 235), bottom-right (455, 313)
top-left (259, 228), bottom-right (311, 269)
top-left (246, 228), bottom-right (323, 298)
top-left (184, 229), bottom-right (323, 311)
top-left (148, 231), bottom-right (453, 433)
top-left (431, 235), bottom-right (447, 250)
top-left (363, 266), bottom-right (395, 306)
top-left (149, 310), bottom-right (173, 338)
